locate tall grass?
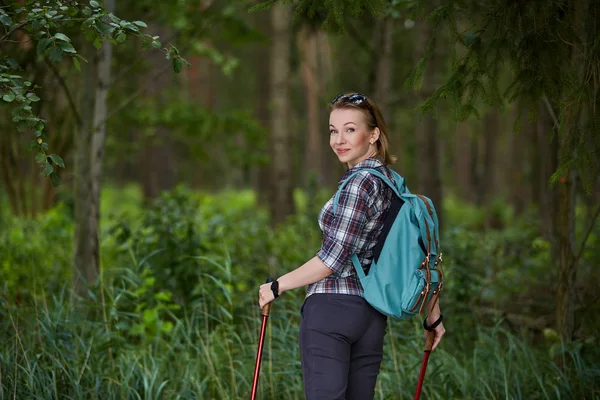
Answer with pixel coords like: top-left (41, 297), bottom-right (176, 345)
top-left (1, 273), bottom-right (598, 399)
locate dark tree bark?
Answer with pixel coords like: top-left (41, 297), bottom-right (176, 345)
top-left (299, 25), bottom-right (321, 185)
top-left (415, 16), bottom-right (443, 229)
top-left (374, 16), bottom-right (394, 121)
top-left (268, 3), bottom-right (295, 225)
top-left (253, 6), bottom-right (271, 206)
top-left (454, 121), bottom-right (474, 202)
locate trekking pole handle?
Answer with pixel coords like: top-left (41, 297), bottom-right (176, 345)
top-left (424, 330), bottom-right (435, 352)
top-left (262, 277), bottom-right (274, 316)
top-left (261, 303), bottom-right (271, 316)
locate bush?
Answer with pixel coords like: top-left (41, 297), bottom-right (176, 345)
top-left (0, 203), bottom-right (72, 303)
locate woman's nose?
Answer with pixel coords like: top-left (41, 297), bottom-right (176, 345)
top-left (335, 132), bottom-right (346, 144)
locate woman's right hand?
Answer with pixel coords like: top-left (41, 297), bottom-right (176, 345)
top-left (424, 314), bottom-right (445, 351)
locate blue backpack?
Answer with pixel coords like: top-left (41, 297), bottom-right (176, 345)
top-left (333, 168), bottom-right (445, 320)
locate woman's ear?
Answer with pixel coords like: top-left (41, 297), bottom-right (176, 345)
top-left (371, 127), bottom-right (381, 143)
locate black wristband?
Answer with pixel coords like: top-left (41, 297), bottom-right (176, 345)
top-left (271, 280), bottom-right (279, 299)
top-left (423, 314), bottom-right (443, 331)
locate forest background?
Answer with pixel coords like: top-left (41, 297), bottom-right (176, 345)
top-left (1, 0), bottom-right (599, 398)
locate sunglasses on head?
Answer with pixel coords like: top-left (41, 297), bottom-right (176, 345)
top-left (330, 93), bottom-right (378, 126)
top-left (330, 93), bottom-right (368, 105)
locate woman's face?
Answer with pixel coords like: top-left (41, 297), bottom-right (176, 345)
top-left (329, 108), bottom-right (379, 169)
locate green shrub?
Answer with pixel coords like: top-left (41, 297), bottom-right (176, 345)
top-left (0, 203), bottom-right (72, 302)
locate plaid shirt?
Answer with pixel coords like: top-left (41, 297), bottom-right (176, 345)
top-left (307, 158), bottom-right (395, 298)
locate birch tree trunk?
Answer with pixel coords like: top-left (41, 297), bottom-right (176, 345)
top-left (73, 0), bottom-right (113, 296)
top-left (269, 3), bottom-right (295, 225)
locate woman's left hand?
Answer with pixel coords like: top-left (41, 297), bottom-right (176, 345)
top-left (258, 282), bottom-right (276, 308)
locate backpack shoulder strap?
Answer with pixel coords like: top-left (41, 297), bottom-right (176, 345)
top-left (333, 168), bottom-right (403, 214)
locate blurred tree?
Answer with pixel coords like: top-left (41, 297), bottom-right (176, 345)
top-left (412, 2), bottom-right (444, 229)
top-left (299, 24), bottom-right (321, 186)
top-left (73, 0), bottom-right (114, 296)
top-left (410, 0), bottom-right (600, 341)
top-left (265, 0), bottom-right (599, 341)
top-left (0, 0), bottom-right (187, 296)
top-left (268, 3), bottom-right (295, 225)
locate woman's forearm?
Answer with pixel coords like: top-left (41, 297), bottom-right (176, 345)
top-left (427, 300), bottom-right (442, 322)
top-left (277, 256), bottom-right (334, 294)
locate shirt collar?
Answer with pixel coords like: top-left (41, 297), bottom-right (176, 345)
top-left (338, 158), bottom-right (385, 183)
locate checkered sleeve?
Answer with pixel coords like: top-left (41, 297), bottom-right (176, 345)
top-left (317, 173), bottom-right (375, 274)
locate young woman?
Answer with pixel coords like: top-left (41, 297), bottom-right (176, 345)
top-left (258, 93), bottom-right (446, 399)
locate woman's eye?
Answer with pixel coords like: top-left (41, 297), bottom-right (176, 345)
top-left (329, 130), bottom-right (337, 135)
top-left (347, 128), bottom-right (354, 133)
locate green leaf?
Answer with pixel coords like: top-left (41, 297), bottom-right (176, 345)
top-left (172, 57), bottom-right (182, 74)
top-left (160, 321), bottom-right (173, 334)
top-left (133, 21), bottom-right (147, 28)
top-left (143, 309), bottom-right (158, 325)
top-left (115, 31), bottom-right (126, 43)
top-left (90, 0), bottom-right (100, 9)
top-left (58, 41), bottom-right (76, 53)
top-left (83, 17), bottom-right (94, 29)
top-left (35, 153), bottom-right (46, 163)
top-left (42, 161), bottom-right (54, 176)
top-left (93, 37), bottom-right (102, 49)
top-left (2, 93), bottom-right (15, 102)
top-left (53, 32), bottom-right (71, 42)
top-left (49, 46), bottom-right (63, 62)
top-left (0, 14), bottom-right (12, 26)
top-left (27, 93), bottom-right (41, 102)
top-left (73, 57), bottom-right (81, 72)
top-left (155, 291), bottom-right (172, 302)
top-left (151, 40), bottom-right (161, 49)
top-left (50, 172), bottom-right (61, 187)
top-left (36, 38), bottom-right (52, 55)
top-left (49, 154), bottom-right (65, 168)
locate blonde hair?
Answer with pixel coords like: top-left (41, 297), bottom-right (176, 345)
top-left (328, 93), bottom-right (397, 165)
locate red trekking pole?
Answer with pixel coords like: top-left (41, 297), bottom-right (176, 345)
top-left (250, 277), bottom-right (273, 400)
top-left (414, 330), bottom-right (435, 400)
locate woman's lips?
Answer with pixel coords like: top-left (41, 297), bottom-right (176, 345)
top-left (336, 149), bottom-right (349, 155)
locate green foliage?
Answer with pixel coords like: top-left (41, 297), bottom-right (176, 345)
top-left (1, 187), bottom-right (600, 397)
top-left (0, 0), bottom-right (188, 182)
top-left (251, 0), bottom-right (387, 31)
top-left (1, 273), bottom-right (599, 399)
top-left (403, 0), bottom-right (600, 188)
top-left (0, 204), bottom-right (72, 302)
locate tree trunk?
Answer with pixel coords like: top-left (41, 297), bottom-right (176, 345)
top-left (269, 3), bottom-right (294, 225)
top-left (374, 16), bottom-right (394, 121)
top-left (90, 0), bottom-right (113, 268)
top-left (481, 110), bottom-right (500, 227)
top-left (454, 121), bottom-right (473, 202)
top-left (73, 43), bottom-right (98, 296)
top-left (509, 103), bottom-right (531, 215)
top-left (555, 0), bottom-right (591, 342)
top-left (299, 25), bottom-right (321, 185)
top-left (73, 0), bottom-right (113, 296)
top-left (253, 6), bottom-right (271, 206)
top-left (415, 17), bottom-right (443, 229)
top-left (317, 31), bottom-right (336, 188)
top-left (139, 23), bottom-right (176, 201)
